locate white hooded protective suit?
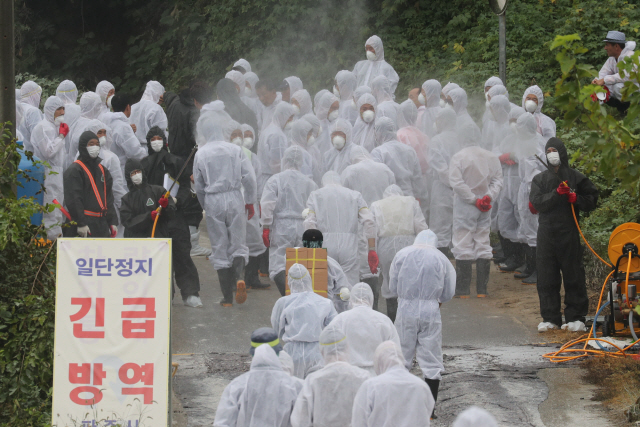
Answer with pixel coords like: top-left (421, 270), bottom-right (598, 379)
top-left (95, 80), bottom-right (115, 125)
top-left (371, 185), bottom-right (428, 299)
top-left (522, 85), bottom-right (556, 142)
top-left (271, 264), bottom-right (338, 378)
top-left (389, 230), bottom-right (456, 379)
top-left (288, 119), bottom-right (318, 182)
top-left (353, 35), bottom-right (399, 96)
top-left (304, 171), bottom-right (376, 284)
top-left (481, 76), bottom-right (504, 131)
top-left (19, 81), bottom-right (44, 152)
top-left (315, 92), bottom-right (340, 156)
top-left (371, 117), bottom-right (428, 202)
top-left (397, 100), bottom-right (429, 176)
top-left (261, 146), bottom-right (318, 278)
top-left (353, 86), bottom-right (372, 103)
top-left (284, 76), bottom-right (303, 101)
top-left (328, 283), bottom-right (400, 374)
top-left (233, 58), bottom-right (252, 73)
top-left (322, 118), bottom-right (356, 175)
top-left (301, 113), bottom-right (325, 176)
top-left (109, 111), bottom-right (148, 173)
top-left (193, 101), bottom-right (257, 269)
top-left (31, 96), bottom-right (66, 239)
top-left (452, 406), bottom-right (499, 427)
top-left (66, 92), bottom-right (103, 171)
top-left (352, 341), bottom-right (435, 427)
top-left (483, 93), bottom-right (511, 153)
top-left (56, 80), bottom-right (81, 121)
top-left (291, 324), bottom-right (371, 427)
top-left (291, 89), bottom-right (312, 118)
top-left (449, 87), bottom-right (484, 149)
top-left (449, 128), bottom-right (504, 260)
top-left (130, 80), bottom-right (168, 146)
top-left (370, 75), bottom-right (393, 104)
top-left (326, 256), bottom-right (353, 313)
top-left (335, 70), bottom-right (358, 125)
top-left (351, 93), bottom-right (378, 152)
top-left (257, 101), bottom-right (294, 197)
top-left (428, 108), bottom-right (461, 248)
top-left (213, 344), bottom-right (302, 427)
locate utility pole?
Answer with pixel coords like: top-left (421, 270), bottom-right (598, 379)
top-left (0, 0), bottom-right (16, 137)
top-left (489, 0), bottom-right (508, 86)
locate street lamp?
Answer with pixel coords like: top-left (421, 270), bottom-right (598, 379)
top-left (489, 0), bottom-right (508, 85)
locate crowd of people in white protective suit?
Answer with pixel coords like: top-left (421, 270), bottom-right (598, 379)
top-left (14, 28), bottom-right (629, 425)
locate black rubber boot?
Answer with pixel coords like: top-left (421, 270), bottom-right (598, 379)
top-left (232, 257), bottom-right (247, 304)
top-left (258, 248), bottom-right (269, 276)
top-left (274, 270), bottom-right (287, 296)
top-left (455, 259), bottom-right (473, 297)
top-left (386, 297), bottom-right (398, 322)
top-left (217, 268), bottom-right (234, 306)
top-left (361, 277), bottom-right (380, 311)
top-left (493, 234), bottom-right (509, 264)
top-left (246, 256), bottom-right (270, 289)
top-left (476, 258), bottom-right (491, 296)
top-left (425, 378), bottom-right (440, 419)
top-left (499, 241), bottom-right (524, 272)
top-left (522, 247), bottom-right (538, 284)
top-left (514, 245), bottom-right (535, 279)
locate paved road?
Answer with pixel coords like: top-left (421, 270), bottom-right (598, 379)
top-left (171, 232), bottom-right (612, 426)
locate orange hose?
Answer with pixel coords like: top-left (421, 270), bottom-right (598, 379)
top-left (571, 203), bottom-right (612, 268)
top-left (150, 190), bottom-right (171, 238)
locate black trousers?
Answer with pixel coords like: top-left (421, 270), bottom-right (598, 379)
top-left (168, 219), bottom-right (201, 299)
top-left (536, 227), bottom-right (588, 326)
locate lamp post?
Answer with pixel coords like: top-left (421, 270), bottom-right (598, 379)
top-left (489, 0), bottom-right (508, 85)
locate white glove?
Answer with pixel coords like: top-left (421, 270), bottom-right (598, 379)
top-left (301, 208), bottom-right (310, 218)
top-left (171, 196), bottom-right (177, 204)
top-left (77, 225), bottom-right (91, 237)
top-left (339, 287), bottom-right (350, 301)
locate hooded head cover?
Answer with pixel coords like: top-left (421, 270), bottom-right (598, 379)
top-left (349, 145), bottom-right (373, 165)
top-left (225, 71), bottom-right (246, 93)
top-left (56, 80), bottom-right (78, 105)
top-left (249, 327), bottom-right (282, 356)
top-left (414, 229), bottom-right (438, 246)
top-left (374, 116), bottom-right (397, 146)
top-left (350, 282), bottom-right (374, 308)
top-left (234, 58), bottom-right (252, 73)
top-left (354, 86), bottom-right (372, 103)
top-left (383, 184), bottom-right (404, 198)
top-left (316, 92), bottom-right (340, 121)
top-left (302, 113), bottom-right (322, 137)
top-left (371, 75), bottom-right (392, 103)
top-left (314, 89), bottom-right (330, 115)
top-left (319, 323), bottom-right (349, 363)
top-left (376, 101), bottom-right (399, 125)
top-left (522, 85), bottom-right (544, 114)
top-left (15, 100), bottom-right (24, 128)
top-left (489, 95), bottom-right (510, 124)
top-left (84, 119), bottom-right (110, 148)
top-left (452, 406), bottom-right (499, 427)
top-left (196, 101), bottom-right (231, 143)
top-left (78, 131), bottom-right (101, 165)
top-left (442, 82), bottom-right (460, 97)
top-left (484, 76), bottom-right (504, 91)
top-left (241, 123), bottom-right (255, 138)
top-left (422, 79), bottom-right (442, 107)
top-left (21, 81), bottom-right (43, 108)
top-left (449, 88), bottom-right (468, 114)
top-left (250, 344), bottom-right (283, 371)
top-left (272, 102), bottom-right (296, 129)
top-left (124, 158), bottom-right (146, 190)
top-left (291, 89), bottom-right (312, 116)
top-left (284, 76), bottom-right (303, 96)
top-left (281, 145), bottom-right (306, 171)
top-left (80, 92), bottom-right (103, 119)
top-left (96, 80), bottom-right (115, 104)
top-left (365, 35), bottom-right (385, 61)
top-left (357, 93), bottom-right (378, 113)
top-left (436, 108), bottom-right (457, 133)
top-left (291, 119), bottom-right (313, 147)
top-left (141, 81), bottom-right (165, 103)
top-left (44, 96), bottom-right (65, 123)
top-left (373, 340), bottom-right (405, 375)
top-left (459, 124), bottom-right (481, 148)
top-left (222, 119), bottom-right (241, 143)
top-left (146, 125), bottom-right (168, 154)
top-left (513, 113), bottom-right (539, 159)
top-left (330, 118), bottom-right (353, 143)
top-left (399, 99), bottom-right (418, 128)
top-left (288, 263), bottom-right (313, 293)
top-left (545, 137), bottom-right (569, 167)
top-left (244, 72), bottom-right (259, 98)
top-left (487, 84), bottom-right (509, 100)
top-left (321, 170), bottom-right (342, 187)
top-left (335, 70), bottom-right (357, 101)
top-left (509, 106), bottom-right (526, 122)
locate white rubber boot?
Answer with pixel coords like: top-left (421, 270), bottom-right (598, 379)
top-left (189, 226), bottom-right (212, 257)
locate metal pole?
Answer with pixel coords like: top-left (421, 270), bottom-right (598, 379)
top-left (1, 0), bottom-right (16, 136)
top-left (499, 12), bottom-right (506, 85)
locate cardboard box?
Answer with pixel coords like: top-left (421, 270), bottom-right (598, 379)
top-left (285, 248), bottom-right (328, 298)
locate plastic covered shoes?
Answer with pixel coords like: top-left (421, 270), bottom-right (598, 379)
top-left (184, 295), bottom-right (203, 308)
top-left (561, 321), bottom-right (586, 332)
top-left (189, 226), bottom-right (212, 257)
top-left (538, 322), bottom-right (560, 332)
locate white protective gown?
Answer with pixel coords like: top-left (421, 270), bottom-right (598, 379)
top-left (288, 119), bottom-right (318, 182)
top-left (371, 185), bottom-right (428, 299)
top-left (428, 108), bottom-right (461, 248)
top-left (271, 264), bottom-right (338, 379)
top-left (481, 76), bottom-right (504, 135)
top-left (322, 118), bottom-right (356, 175)
top-left (109, 112), bottom-right (148, 173)
top-left (304, 171), bottom-right (376, 285)
top-left (31, 96), bottom-right (67, 240)
top-left (260, 146), bottom-right (318, 279)
top-left (419, 79), bottom-right (443, 138)
top-left (315, 92), bottom-right (340, 156)
top-left (300, 113), bottom-right (325, 180)
top-left (291, 89), bottom-right (312, 118)
top-left (95, 80), bottom-right (115, 126)
top-left (326, 256), bottom-right (352, 313)
top-left (397, 100), bottom-right (429, 174)
top-left (335, 70), bottom-right (358, 126)
top-left (351, 341), bottom-right (435, 427)
top-left (449, 87), bottom-right (484, 149)
top-left (482, 88), bottom-right (510, 153)
top-left (352, 35), bottom-right (399, 96)
top-left (291, 324), bottom-right (371, 427)
top-left (66, 92), bottom-right (104, 171)
top-left (522, 85), bottom-right (556, 142)
top-left (351, 93), bottom-right (378, 152)
top-left (449, 130), bottom-right (504, 261)
top-left (327, 283), bottom-right (400, 374)
top-left (257, 101), bottom-right (294, 198)
top-left (213, 344), bottom-right (302, 427)
top-left (370, 117), bottom-right (428, 202)
top-left (193, 101), bottom-right (257, 269)
top-left (130, 81), bottom-right (168, 146)
top-left (19, 81), bottom-right (44, 152)
top-left (370, 74), bottom-right (393, 104)
top-left (56, 80), bottom-right (81, 126)
top-left (389, 230), bottom-right (456, 380)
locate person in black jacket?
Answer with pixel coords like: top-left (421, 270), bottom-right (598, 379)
top-left (63, 131), bottom-right (118, 238)
top-left (120, 158), bottom-right (203, 308)
top-left (529, 137), bottom-right (599, 332)
top-left (216, 78), bottom-right (259, 148)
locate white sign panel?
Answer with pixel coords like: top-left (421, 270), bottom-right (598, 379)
top-left (52, 238), bottom-right (172, 427)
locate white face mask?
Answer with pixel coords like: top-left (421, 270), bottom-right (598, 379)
top-left (546, 151), bottom-right (561, 166)
top-left (292, 105), bottom-right (301, 116)
top-left (107, 95), bottom-right (114, 109)
top-left (54, 115), bottom-right (65, 126)
top-left (243, 137), bottom-right (254, 149)
top-left (231, 137), bottom-right (243, 146)
top-left (445, 103), bottom-right (454, 110)
top-left (510, 122), bottom-right (517, 130)
top-left (98, 136), bottom-right (107, 146)
top-left (525, 99), bottom-right (538, 113)
top-left (439, 99), bottom-right (446, 108)
top-left (284, 120), bottom-right (294, 130)
top-left (332, 135), bottom-right (346, 150)
top-left (333, 86), bottom-right (340, 98)
top-left (485, 100), bottom-right (491, 108)
top-left (418, 93), bottom-right (426, 105)
top-left (307, 135), bottom-right (315, 147)
top-left (366, 51), bottom-right (376, 61)
top-left (245, 87), bottom-right (252, 97)
top-left (328, 110), bottom-right (339, 122)
top-left (150, 139), bottom-right (163, 152)
top-left (131, 172), bottom-right (143, 185)
top-left (87, 145), bottom-right (100, 159)
top-left (362, 110), bottom-right (375, 123)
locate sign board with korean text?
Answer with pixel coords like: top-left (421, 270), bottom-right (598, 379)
top-left (52, 238), bottom-right (172, 427)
